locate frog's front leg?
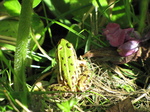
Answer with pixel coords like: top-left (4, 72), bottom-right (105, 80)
top-left (77, 71), bottom-right (92, 91)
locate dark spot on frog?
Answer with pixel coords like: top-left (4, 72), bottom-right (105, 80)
top-left (87, 75), bottom-right (90, 78)
top-left (89, 80), bottom-right (92, 83)
top-left (64, 64), bottom-right (66, 66)
top-left (72, 83), bottom-right (75, 86)
top-left (86, 85), bottom-right (90, 88)
top-left (72, 76), bottom-right (75, 79)
top-left (66, 43), bottom-right (71, 48)
top-left (68, 56), bottom-right (71, 58)
top-left (82, 74), bottom-right (86, 76)
top-left (61, 57), bottom-right (64, 60)
top-left (70, 63), bottom-right (74, 66)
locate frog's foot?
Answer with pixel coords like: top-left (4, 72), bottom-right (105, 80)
top-left (47, 84), bottom-right (74, 97)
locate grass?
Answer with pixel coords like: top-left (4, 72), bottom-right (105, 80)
top-left (0, 0), bottom-right (150, 111)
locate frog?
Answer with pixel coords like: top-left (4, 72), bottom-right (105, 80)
top-left (48, 39), bottom-right (92, 92)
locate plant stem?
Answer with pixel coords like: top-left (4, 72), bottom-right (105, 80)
top-left (14, 0), bottom-right (33, 106)
top-left (138, 0), bottom-right (149, 33)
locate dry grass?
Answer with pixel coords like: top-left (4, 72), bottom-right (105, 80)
top-left (30, 59), bottom-right (150, 112)
top-left (89, 60), bottom-right (150, 112)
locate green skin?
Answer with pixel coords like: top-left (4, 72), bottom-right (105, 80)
top-left (57, 39), bottom-right (80, 91)
top-left (49, 39), bottom-right (91, 92)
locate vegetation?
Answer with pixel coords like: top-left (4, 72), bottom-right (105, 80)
top-left (0, 0), bottom-right (150, 111)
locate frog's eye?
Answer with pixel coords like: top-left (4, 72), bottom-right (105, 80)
top-left (58, 45), bottom-right (63, 50)
top-left (66, 43), bottom-right (72, 48)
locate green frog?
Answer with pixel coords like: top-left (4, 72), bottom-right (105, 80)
top-left (48, 39), bottom-right (92, 92)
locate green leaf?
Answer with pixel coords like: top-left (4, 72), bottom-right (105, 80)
top-left (0, 19), bottom-right (18, 38)
top-left (0, 14), bottom-right (44, 51)
top-left (70, 0), bottom-right (92, 19)
top-left (92, 0), bottom-right (108, 7)
top-left (4, 0), bottom-right (42, 15)
top-left (57, 99), bottom-right (77, 112)
top-left (0, 19), bottom-right (18, 50)
top-left (3, 0), bottom-right (21, 16)
top-left (33, 0), bottom-right (42, 8)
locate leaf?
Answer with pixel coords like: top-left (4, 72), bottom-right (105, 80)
top-left (0, 14), bottom-right (44, 51)
top-left (56, 98), bottom-right (77, 112)
top-left (70, 0), bottom-right (92, 19)
top-left (4, 0), bottom-right (42, 16)
top-left (33, 0), bottom-right (42, 8)
top-left (43, 0), bottom-right (70, 18)
top-left (0, 19), bottom-right (18, 50)
top-left (4, 0), bottom-right (21, 16)
top-left (0, 19), bottom-right (18, 38)
top-left (106, 98), bottom-right (135, 112)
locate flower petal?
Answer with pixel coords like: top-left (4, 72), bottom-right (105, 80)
top-left (103, 23), bottom-right (126, 47)
top-left (117, 40), bottom-right (139, 57)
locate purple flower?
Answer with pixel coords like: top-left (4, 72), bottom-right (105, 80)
top-left (117, 40), bottom-right (140, 57)
top-left (103, 23), bottom-right (141, 57)
top-left (103, 23), bottom-right (125, 47)
top-left (124, 28), bottom-right (135, 41)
